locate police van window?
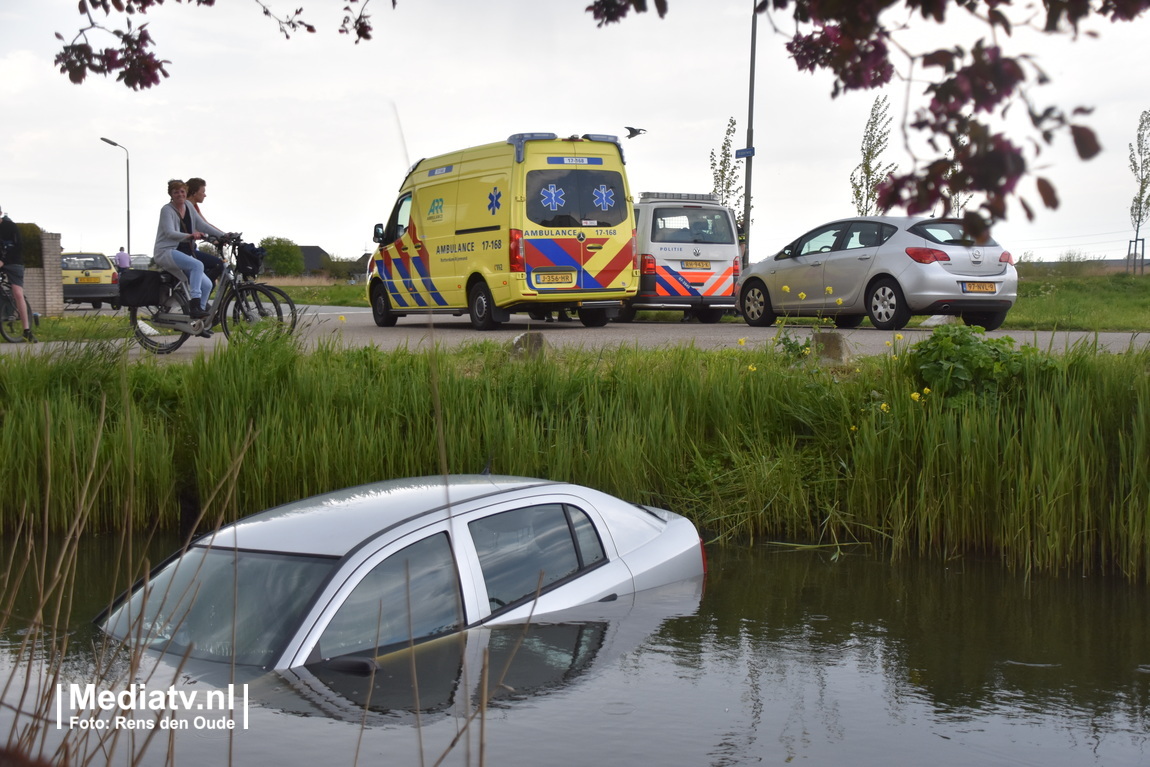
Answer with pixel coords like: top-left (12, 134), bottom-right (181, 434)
top-left (652, 209), bottom-right (735, 244)
top-left (385, 194), bottom-right (413, 244)
top-left (525, 170), bottom-right (628, 228)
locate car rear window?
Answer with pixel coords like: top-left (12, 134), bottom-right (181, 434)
top-left (525, 169), bottom-right (628, 228)
top-left (910, 221), bottom-right (999, 247)
top-left (650, 207), bottom-right (735, 244)
top-left (62, 254), bottom-right (112, 270)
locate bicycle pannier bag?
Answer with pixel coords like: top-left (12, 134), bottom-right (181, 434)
top-left (237, 242), bottom-right (265, 278)
top-left (119, 269), bottom-right (168, 307)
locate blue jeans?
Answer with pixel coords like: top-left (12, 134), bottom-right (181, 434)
top-left (163, 249), bottom-right (212, 300)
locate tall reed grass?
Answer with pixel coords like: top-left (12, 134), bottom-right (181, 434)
top-left (1, 331), bottom-right (1148, 580)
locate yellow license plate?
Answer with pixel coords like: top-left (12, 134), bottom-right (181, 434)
top-left (537, 273), bottom-right (574, 285)
top-left (963, 282), bottom-right (996, 294)
top-left (682, 261), bottom-right (710, 269)
top-left (77, 276), bottom-right (102, 284)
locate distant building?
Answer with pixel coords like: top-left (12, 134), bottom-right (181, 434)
top-left (299, 246), bottom-right (331, 274)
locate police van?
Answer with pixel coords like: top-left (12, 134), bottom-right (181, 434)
top-left (618, 192), bottom-right (740, 323)
top-left (367, 133), bottom-right (638, 330)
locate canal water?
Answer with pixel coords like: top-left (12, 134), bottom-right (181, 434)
top-left (2, 535), bottom-right (1148, 766)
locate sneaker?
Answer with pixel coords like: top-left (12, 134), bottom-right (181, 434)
top-left (22, 329), bottom-right (37, 343)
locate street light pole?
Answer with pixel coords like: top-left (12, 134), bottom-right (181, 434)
top-left (741, 2), bottom-right (758, 270)
top-left (100, 137), bottom-right (130, 255)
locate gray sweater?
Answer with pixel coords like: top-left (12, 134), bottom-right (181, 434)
top-left (153, 202), bottom-right (224, 259)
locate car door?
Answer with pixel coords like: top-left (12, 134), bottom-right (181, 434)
top-left (821, 220), bottom-right (889, 308)
top-left (765, 223), bottom-right (848, 312)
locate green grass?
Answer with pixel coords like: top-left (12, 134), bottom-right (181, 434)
top-left (2, 329), bottom-right (1149, 581)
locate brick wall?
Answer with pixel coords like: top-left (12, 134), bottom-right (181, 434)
top-left (21, 232), bottom-right (64, 318)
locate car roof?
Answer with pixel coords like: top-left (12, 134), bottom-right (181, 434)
top-left (196, 475), bottom-right (557, 557)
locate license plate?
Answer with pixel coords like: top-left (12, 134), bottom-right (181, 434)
top-left (963, 282), bottom-right (996, 294)
top-left (77, 277), bottom-right (101, 284)
top-left (537, 273), bottom-right (574, 285)
top-left (683, 261), bottom-right (710, 269)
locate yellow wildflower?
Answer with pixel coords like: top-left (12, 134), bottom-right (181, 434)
top-left (825, 286), bottom-right (834, 295)
top-left (339, 315), bottom-right (347, 323)
top-left (738, 337), bottom-right (747, 346)
top-left (782, 285), bottom-right (791, 293)
top-left (880, 403), bottom-right (890, 413)
top-left (923, 387), bottom-right (931, 395)
top-left (911, 392), bottom-right (921, 402)
top-left (885, 340), bottom-right (892, 347)
top-left (895, 333), bottom-right (904, 341)
top-left (836, 298), bottom-right (844, 306)
top-left (798, 292), bottom-right (807, 300)
top-left (748, 364), bottom-right (757, 372)
top-left (850, 425), bottom-right (858, 432)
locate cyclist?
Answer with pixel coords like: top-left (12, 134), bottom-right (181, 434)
top-left (153, 179), bottom-right (225, 319)
top-left (186, 177), bottom-right (226, 289)
top-left (0, 203), bottom-right (35, 342)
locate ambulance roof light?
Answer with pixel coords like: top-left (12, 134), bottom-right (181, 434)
top-left (581, 134), bottom-right (625, 164)
top-left (507, 133), bottom-right (560, 163)
top-left (639, 192), bottom-right (721, 203)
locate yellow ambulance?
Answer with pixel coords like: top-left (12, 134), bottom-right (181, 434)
top-left (367, 133), bottom-right (638, 329)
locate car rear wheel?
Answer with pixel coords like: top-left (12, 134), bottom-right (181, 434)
top-left (91, 301), bottom-right (103, 310)
top-left (612, 302), bottom-right (637, 323)
top-left (695, 307), bottom-right (725, 324)
top-left (370, 281), bottom-right (398, 327)
top-left (468, 281), bottom-right (501, 330)
top-left (961, 310), bottom-right (1008, 331)
top-left (833, 314), bottom-right (865, 329)
top-left (578, 308), bottom-right (609, 327)
top-left (866, 278), bottom-right (911, 331)
top-left (740, 280), bottom-right (777, 327)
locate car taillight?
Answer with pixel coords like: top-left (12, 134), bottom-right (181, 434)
top-left (509, 229), bottom-right (525, 273)
top-left (905, 247), bottom-right (950, 264)
top-left (112, 270), bottom-right (119, 284)
top-left (640, 254), bottom-right (656, 275)
top-left (733, 256), bottom-right (740, 279)
top-left (1000, 250), bottom-right (1014, 264)
top-left (631, 229), bottom-right (638, 271)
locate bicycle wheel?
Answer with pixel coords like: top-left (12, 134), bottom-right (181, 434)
top-left (0, 290), bottom-right (23, 343)
top-left (221, 284), bottom-right (292, 341)
top-left (130, 290), bottom-right (191, 354)
top-left (255, 284), bottom-right (298, 331)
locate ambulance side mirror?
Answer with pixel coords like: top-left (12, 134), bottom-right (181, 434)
top-left (373, 223), bottom-right (386, 244)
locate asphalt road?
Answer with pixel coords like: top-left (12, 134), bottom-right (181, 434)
top-left (4, 305), bottom-right (1150, 360)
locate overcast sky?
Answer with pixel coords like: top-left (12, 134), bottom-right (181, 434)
top-left (1, 1), bottom-right (1146, 263)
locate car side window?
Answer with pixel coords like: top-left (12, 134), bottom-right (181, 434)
top-left (797, 224), bottom-right (847, 256)
top-left (842, 221), bottom-right (886, 251)
top-left (383, 194), bottom-right (413, 244)
top-left (469, 504), bottom-right (605, 611)
top-left (317, 532), bottom-right (462, 659)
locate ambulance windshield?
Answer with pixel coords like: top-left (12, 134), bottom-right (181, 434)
top-left (526, 170), bottom-right (628, 228)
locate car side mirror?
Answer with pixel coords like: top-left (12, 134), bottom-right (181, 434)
top-left (372, 223), bottom-right (386, 244)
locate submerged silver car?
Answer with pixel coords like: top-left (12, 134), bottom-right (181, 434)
top-left (99, 475), bottom-right (705, 670)
top-left (737, 216), bottom-right (1017, 331)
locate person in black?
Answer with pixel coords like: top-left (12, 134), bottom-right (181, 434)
top-left (0, 204), bottom-right (35, 342)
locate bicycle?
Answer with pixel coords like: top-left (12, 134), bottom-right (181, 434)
top-left (128, 234), bottom-right (297, 354)
top-left (0, 269), bottom-right (37, 343)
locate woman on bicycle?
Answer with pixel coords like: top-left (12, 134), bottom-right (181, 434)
top-left (153, 179), bottom-right (224, 318)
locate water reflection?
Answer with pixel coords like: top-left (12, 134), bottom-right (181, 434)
top-left (3, 536), bottom-right (1149, 766)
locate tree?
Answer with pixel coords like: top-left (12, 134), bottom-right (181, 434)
top-left (59, 0), bottom-right (1150, 236)
top-left (710, 116), bottom-right (749, 230)
top-left (849, 95), bottom-right (897, 217)
top-left (259, 236), bottom-right (305, 276)
top-left (1129, 109), bottom-right (1150, 274)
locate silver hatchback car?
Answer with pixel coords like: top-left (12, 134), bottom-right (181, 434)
top-left (737, 216), bottom-right (1017, 331)
top-left (99, 475), bottom-right (705, 671)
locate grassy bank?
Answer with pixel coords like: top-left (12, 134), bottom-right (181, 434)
top-left (1, 327), bottom-right (1148, 580)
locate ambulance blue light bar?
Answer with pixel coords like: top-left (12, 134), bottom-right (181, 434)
top-left (639, 192), bottom-right (721, 203)
top-left (507, 133), bottom-right (560, 163)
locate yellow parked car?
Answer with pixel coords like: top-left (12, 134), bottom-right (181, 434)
top-left (61, 252), bottom-right (120, 309)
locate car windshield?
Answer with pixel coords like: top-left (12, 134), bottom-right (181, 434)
top-left (910, 221), bottom-right (999, 247)
top-left (525, 169), bottom-right (628, 228)
top-left (102, 546), bottom-right (336, 666)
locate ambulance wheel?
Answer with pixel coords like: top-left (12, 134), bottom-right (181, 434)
top-left (370, 282), bottom-right (398, 327)
top-left (578, 308), bottom-right (610, 327)
top-left (469, 282), bottom-right (501, 330)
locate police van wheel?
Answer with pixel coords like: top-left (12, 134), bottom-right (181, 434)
top-left (578, 308), bottom-right (609, 328)
top-left (469, 282), bottom-right (500, 330)
top-left (613, 303), bottom-right (637, 323)
top-left (370, 282), bottom-right (398, 327)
